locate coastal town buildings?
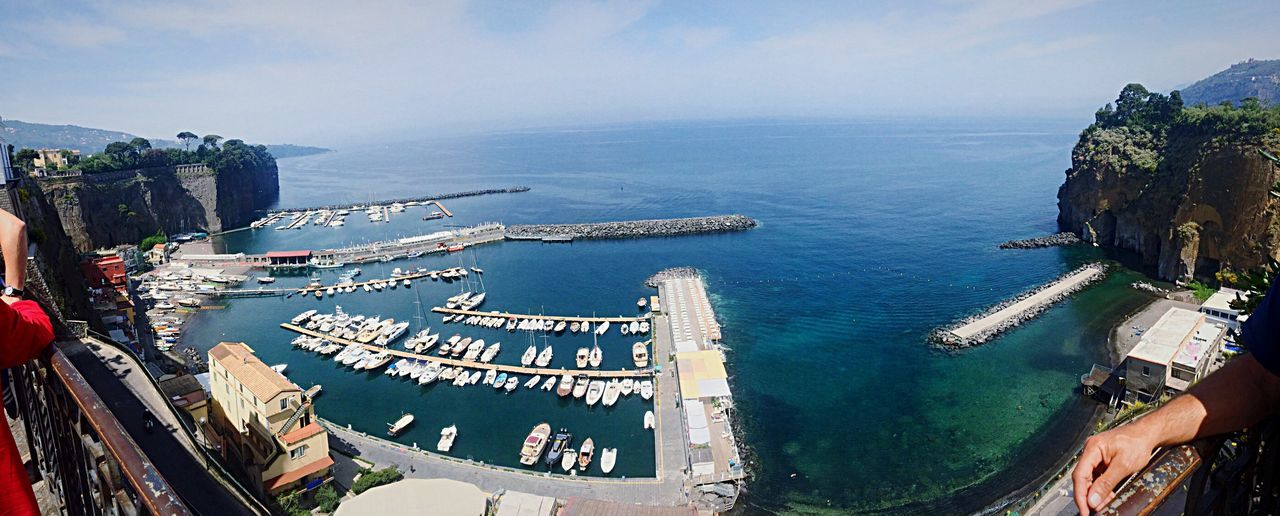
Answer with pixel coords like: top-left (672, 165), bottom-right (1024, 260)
top-left (206, 341), bottom-right (333, 497)
top-left (146, 242), bottom-right (169, 265)
top-left (1122, 307), bottom-right (1226, 404)
top-left (1199, 287), bottom-right (1247, 331)
top-left (30, 148), bottom-right (79, 172)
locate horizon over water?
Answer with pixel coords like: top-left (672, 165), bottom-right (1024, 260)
top-left (183, 118), bottom-right (1152, 513)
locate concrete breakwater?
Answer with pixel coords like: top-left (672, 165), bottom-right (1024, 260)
top-left (506, 214), bottom-right (757, 241)
top-left (998, 232), bottom-right (1082, 249)
top-left (931, 263), bottom-right (1108, 348)
top-left (273, 186), bottom-right (531, 213)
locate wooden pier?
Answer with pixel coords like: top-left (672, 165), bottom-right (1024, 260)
top-left (431, 307), bottom-right (649, 323)
top-left (280, 323), bottom-right (653, 378)
top-left (429, 200), bottom-right (453, 217)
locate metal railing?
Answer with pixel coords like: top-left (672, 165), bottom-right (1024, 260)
top-left (7, 339), bottom-right (191, 515)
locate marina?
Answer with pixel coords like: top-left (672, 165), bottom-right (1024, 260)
top-left (430, 307), bottom-right (649, 324)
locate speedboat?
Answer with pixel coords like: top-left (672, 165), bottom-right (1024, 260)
top-left (602, 380), bottom-right (621, 406)
top-left (463, 339), bottom-right (485, 361)
top-left (493, 372), bottom-right (508, 389)
top-left (545, 429), bottom-right (572, 468)
top-left (588, 344), bottom-right (602, 368)
top-left (291, 309), bottom-right (318, 325)
top-left (557, 374), bottom-right (575, 397)
top-left (519, 423), bottom-right (551, 466)
top-left (575, 348), bottom-right (589, 369)
top-left (586, 380), bottom-right (605, 406)
top-left (561, 448), bottom-right (577, 472)
top-left (578, 438), bottom-right (594, 471)
top-left (387, 413), bottom-right (414, 437)
top-left (644, 411), bottom-right (655, 429)
top-left (620, 379), bottom-right (634, 396)
top-left (257, 276), bottom-right (276, 284)
top-left (504, 376), bottom-right (518, 392)
top-left (633, 342), bottom-right (649, 368)
top-left (419, 363), bottom-right (442, 384)
top-left (521, 345), bottom-right (536, 366)
top-left (437, 425), bottom-right (457, 452)
top-left (600, 448), bottom-right (617, 474)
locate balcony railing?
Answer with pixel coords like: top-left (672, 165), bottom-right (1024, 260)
top-left (7, 337), bottom-right (191, 515)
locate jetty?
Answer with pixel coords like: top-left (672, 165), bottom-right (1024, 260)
top-left (936, 263), bottom-right (1107, 347)
top-left (431, 307), bottom-right (649, 324)
top-left (505, 214), bottom-right (756, 241)
top-left (270, 186), bottom-right (529, 214)
top-left (279, 323), bottom-right (652, 378)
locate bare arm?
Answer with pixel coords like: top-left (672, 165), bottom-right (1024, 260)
top-left (1072, 354), bottom-right (1280, 514)
top-left (0, 208), bottom-right (26, 304)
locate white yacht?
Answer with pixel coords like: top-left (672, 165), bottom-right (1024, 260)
top-left (437, 425), bottom-right (457, 452)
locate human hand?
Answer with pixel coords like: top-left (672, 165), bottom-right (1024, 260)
top-left (1072, 426), bottom-right (1157, 514)
top-left (1, 295), bottom-right (18, 305)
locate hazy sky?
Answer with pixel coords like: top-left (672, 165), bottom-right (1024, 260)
top-left (2, 0), bottom-right (1277, 145)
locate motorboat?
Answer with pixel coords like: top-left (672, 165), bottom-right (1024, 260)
top-left (519, 423), bottom-right (551, 466)
top-left (387, 413), bottom-right (414, 437)
top-left (524, 375), bottom-right (541, 388)
top-left (602, 380), bottom-right (621, 407)
top-left (484, 370), bottom-right (498, 385)
top-left (572, 376), bottom-right (590, 398)
top-left (575, 348), bottom-right (589, 369)
top-left (621, 324), bottom-right (630, 336)
top-left (535, 346), bottom-right (553, 367)
top-left (570, 322), bottom-right (581, 333)
top-left (629, 321), bottom-right (641, 334)
top-left (504, 376), bottom-right (518, 392)
top-left (554, 321), bottom-right (566, 333)
top-left (644, 411), bottom-right (655, 429)
top-left (419, 363), bottom-right (442, 384)
top-left (561, 448), bottom-right (577, 472)
top-left (595, 321), bottom-right (610, 335)
top-left (588, 344), bottom-right (602, 368)
top-left (468, 370), bottom-right (482, 384)
top-left (493, 372), bottom-right (508, 389)
top-left (480, 342), bottom-right (501, 363)
top-left (451, 337), bottom-right (472, 357)
top-left (543, 376), bottom-right (558, 391)
top-left (620, 379), bottom-right (634, 396)
top-left (585, 380), bottom-right (605, 406)
top-left (452, 370), bottom-right (469, 386)
top-left (257, 276), bottom-right (276, 284)
top-left (600, 448), bottom-right (617, 474)
top-left (578, 438), bottom-right (594, 471)
top-left (545, 429), bottom-right (572, 468)
top-left (637, 297), bottom-right (647, 308)
top-left (440, 367), bottom-right (459, 380)
top-left (521, 345), bottom-right (537, 366)
top-left (633, 342), bottom-right (649, 368)
top-left (292, 309), bottom-right (318, 325)
top-left (463, 339), bottom-right (485, 361)
top-left (437, 425), bottom-right (457, 452)
top-left (376, 321), bottom-right (410, 345)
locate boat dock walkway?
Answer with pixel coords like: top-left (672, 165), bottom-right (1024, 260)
top-left (279, 323), bottom-right (654, 378)
top-left (430, 307), bottom-right (649, 324)
top-left (942, 264), bottom-right (1106, 345)
top-left (429, 200), bottom-right (453, 217)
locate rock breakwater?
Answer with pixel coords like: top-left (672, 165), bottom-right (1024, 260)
top-left (507, 214), bottom-right (757, 241)
top-left (998, 232), bottom-right (1082, 249)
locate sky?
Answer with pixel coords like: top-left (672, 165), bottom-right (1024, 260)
top-left (1, 0), bottom-right (1278, 146)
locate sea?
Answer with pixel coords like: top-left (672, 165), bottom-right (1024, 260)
top-left (180, 118), bottom-right (1154, 513)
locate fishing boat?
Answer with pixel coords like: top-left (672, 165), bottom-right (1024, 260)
top-left (644, 411), bottom-right (655, 429)
top-left (484, 370), bottom-right (498, 385)
top-left (561, 448), bottom-right (577, 472)
top-left (578, 438), bottom-right (594, 471)
top-left (519, 423), bottom-right (552, 466)
top-left (588, 344), bottom-right (602, 368)
top-left (595, 321), bottom-right (610, 335)
top-left (493, 372), bottom-right (508, 389)
top-left (535, 346), bottom-right (553, 367)
top-left (437, 425), bottom-right (457, 452)
top-left (387, 413), bottom-right (414, 437)
top-left (524, 375), bottom-right (541, 389)
top-left (257, 276), bottom-right (276, 284)
top-left (633, 342), bottom-right (649, 368)
top-left (600, 448), bottom-right (617, 474)
top-left (557, 374), bottom-right (574, 397)
top-left (585, 380), bottom-right (605, 406)
top-left (545, 429), bottom-right (572, 468)
top-left (620, 379), bottom-right (634, 396)
top-left (637, 297), bottom-right (647, 308)
top-left (480, 342), bottom-right (501, 363)
top-left (504, 376), bottom-right (518, 392)
top-left (602, 380), bottom-right (621, 406)
top-left (521, 345), bottom-right (536, 366)
top-left (575, 348), bottom-right (589, 369)
top-left (553, 320), bottom-right (566, 333)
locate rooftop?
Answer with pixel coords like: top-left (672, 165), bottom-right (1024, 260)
top-left (265, 250), bottom-right (311, 259)
top-left (335, 478), bottom-right (487, 516)
top-left (208, 342), bottom-right (299, 402)
top-left (1127, 308), bottom-right (1203, 365)
top-left (1201, 287), bottom-right (1246, 313)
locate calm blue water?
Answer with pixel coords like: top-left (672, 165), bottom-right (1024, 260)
top-left (183, 119), bottom-right (1150, 513)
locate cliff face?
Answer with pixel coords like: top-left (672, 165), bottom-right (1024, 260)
top-left (36, 161), bottom-right (278, 252)
top-left (1058, 126), bottom-right (1280, 281)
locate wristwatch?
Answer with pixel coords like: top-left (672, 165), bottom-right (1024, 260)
top-left (2, 285), bottom-right (24, 298)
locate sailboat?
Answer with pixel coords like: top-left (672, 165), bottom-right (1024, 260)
top-left (521, 344), bottom-right (537, 366)
top-left (535, 344), bottom-right (553, 367)
top-left (588, 341), bottom-right (602, 368)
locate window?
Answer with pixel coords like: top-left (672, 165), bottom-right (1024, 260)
top-left (289, 444), bottom-right (308, 460)
top-left (280, 397), bottom-right (290, 411)
top-left (1141, 365), bottom-right (1151, 377)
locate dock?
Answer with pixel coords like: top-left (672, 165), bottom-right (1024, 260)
top-left (429, 200), bottom-right (452, 217)
top-left (430, 307), bottom-right (649, 324)
top-left (939, 263), bottom-right (1107, 346)
top-left (279, 323), bottom-right (653, 378)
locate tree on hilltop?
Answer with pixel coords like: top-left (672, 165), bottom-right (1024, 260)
top-left (176, 131), bottom-right (198, 151)
top-left (202, 134), bottom-right (223, 149)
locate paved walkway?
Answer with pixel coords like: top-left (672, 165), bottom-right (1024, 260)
top-left (950, 266), bottom-right (1103, 340)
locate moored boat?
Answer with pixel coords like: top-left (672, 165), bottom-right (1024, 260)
top-left (644, 410), bottom-right (655, 429)
top-left (588, 344), bottom-right (602, 368)
top-left (585, 380), bottom-right (605, 406)
top-left (620, 378), bottom-right (634, 396)
top-left (557, 374), bottom-right (574, 396)
top-left (578, 438), bottom-right (594, 471)
top-left (387, 413), bottom-right (414, 437)
top-left (633, 342), bottom-right (649, 368)
top-left (504, 375), bottom-right (518, 392)
top-left (571, 375), bottom-right (589, 398)
top-left (437, 425), bottom-right (457, 452)
top-left (521, 345), bottom-right (536, 366)
top-left (493, 372), bottom-right (508, 389)
top-left (542, 376), bottom-right (557, 391)
top-left (535, 346), bottom-right (553, 367)
top-left (519, 423), bottom-right (551, 466)
top-left (575, 348), bottom-right (589, 369)
top-left (545, 429), bottom-right (572, 468)
top-left (561, 448), bottom-right (577, 472)
top-left (594, 321), bottom-right (610, 335)
top-left (600, 448), bottom-right (617, 474)
top-left (524, 375), bottom-right (541, 389)
top-left (602, 380), bottom-right (621, 406)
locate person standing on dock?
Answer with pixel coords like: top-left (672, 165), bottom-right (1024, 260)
top-left (0, 207), bottom-right (56, 516)
top-left (1072, 276), bottom-right (1280, 514)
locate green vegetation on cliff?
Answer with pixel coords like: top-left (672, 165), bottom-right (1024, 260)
top-left (72, 135), bottom-right (276, 175)
top-left (1, 118), bottom-right (330, 157)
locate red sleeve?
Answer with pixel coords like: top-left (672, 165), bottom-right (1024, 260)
top-left (0, 300), bottom-right (54, 369)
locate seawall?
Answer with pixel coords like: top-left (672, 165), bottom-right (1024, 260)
top-left (932, 263), bottom-right (1108, 348)
top-left (506, 214), bottom-right (757, 241)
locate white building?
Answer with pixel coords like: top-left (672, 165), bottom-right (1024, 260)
top-left (1200, 287), bottom-right (1247, 331)
top-left (1124, 307), bottom-right (1226, 404)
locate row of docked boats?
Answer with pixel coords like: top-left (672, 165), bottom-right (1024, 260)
top-left (443, 291), bottom-right (486, 311)
top-left (520, 424), bottom-right (619, 474)
top-left (296, 307), bottom-right (412, 346)
top-left (444, 313), bottom-right (651, 337)
top-left (553, 374), bottom-right (654, 404)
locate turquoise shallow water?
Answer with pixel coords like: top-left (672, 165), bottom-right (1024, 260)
top-left (181, 119), bottom-right (1151, 512)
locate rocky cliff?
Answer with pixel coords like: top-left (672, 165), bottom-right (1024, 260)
top-left (1057, 84), bottom-right (1280, 282)
top-left (36, 160), bottom-right (278, 252)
